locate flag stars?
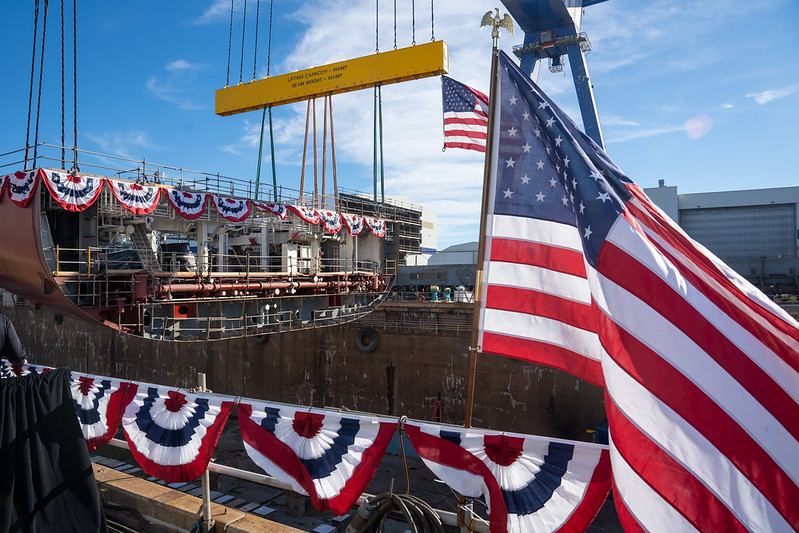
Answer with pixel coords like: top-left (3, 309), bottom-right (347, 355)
top-left (506, 158), bottom-right (516, 168)
top-left (597, 191), bottom-right (611, 203)
top-left (503, 188), bottom-right (514, 198)
top-left (507, 127), bottom-right (518, 137)
top-left (583, 226), bottom-right (593, 240)
top-left (522, 143), bottom-right (532, 153)
top-left (546, 117), bottom-right (556, 128)
top-left (555, 135), bottom-right (563, 147)
top-left (534, 128), bottom-right (542, 138)
top-left (579, 202), bottom-right (585, 214)
top-left (590, 170), bottom-right (603, 181)
top-left (538, 100), bottom-right (550, 110)
top-left (572, 178), bottom-right (577, 189)
top-left (564, 156), bottom-right (570, 168)
top-left (536, 160), bottom-right (545, 170)
top-left (549, 177), bottom-right (558, 188)
top-left (509, 95), bottom-right (518, 105)
top-left (536, 191), bottom-right (546, 202)
top-left (522, 111), bottom-right (530, 121)
top-left (520, 175), bottom-right (531, 184)
top-left (561, 195), bottom-right (569, 206)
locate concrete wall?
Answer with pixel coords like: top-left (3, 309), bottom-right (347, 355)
top-left (3, 300), bottom-right (605, 442)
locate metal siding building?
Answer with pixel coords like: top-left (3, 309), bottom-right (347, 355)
top-left (644, 183), bottom-right (799, 292)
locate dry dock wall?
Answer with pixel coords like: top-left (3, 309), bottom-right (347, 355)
top-left (3, 299), bottom-right (605, 441)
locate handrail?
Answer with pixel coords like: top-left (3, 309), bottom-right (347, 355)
top-left (105, 437), bottom-right (487, 532)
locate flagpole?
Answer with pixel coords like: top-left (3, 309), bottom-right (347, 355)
top-left (464, 44), bottom-right (501, 429)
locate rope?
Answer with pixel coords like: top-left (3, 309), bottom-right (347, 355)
top-left (393, 0), bottom-right (397, 50)
top-left (328, 96), bottom-right (338, 211)
top-left (255, 105), bottom-right (267, 200)
top-left (412, 0), bottom-right (416, 45)
top-left (312, 98), bottom-right (318, 207)
top-left (239, 0), bottom-right (247, 84)
top-left (267, 0), bottom-right (273, 76)
top-left (430, 0), bottom-right (434, 41)
top-left (269, 107), bottom-right (277, 203)
top-left (71, 0), bottom-right (78, 172)
top-left (33, 0), bottom-right (50, 167)
top-left (378, 85), bottom-right (385, 205)
top-left (252, 0), bottom-right (259, 80)
top-left (299, 99), bottom-right (311, 198)
top-left (24, 0), bottom-right (41, 169)
top-left (375, 0), bottom-right (379, 52)
top-left (225, 0), bottom-right (234, 86)
top-left (60, 0), bottom-right (65, 166)
top-left (348, 419), bottom-right (445, 533)
top-left (321, 96), bottom-right (328, 209)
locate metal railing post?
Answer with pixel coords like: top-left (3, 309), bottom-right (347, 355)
top-left (197, 373), bottom-right (215, 533)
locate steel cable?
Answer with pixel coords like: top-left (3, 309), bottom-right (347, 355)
top-left (24, 0), bottom-right (40, 168)
top-left (33, 0), bottom-right (50, 167)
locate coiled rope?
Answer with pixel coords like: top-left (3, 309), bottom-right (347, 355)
top-left (346, 418), bottom-right (445, 533)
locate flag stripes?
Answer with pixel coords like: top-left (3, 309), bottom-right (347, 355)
top-left (477, 51), bottom-right (799, 529)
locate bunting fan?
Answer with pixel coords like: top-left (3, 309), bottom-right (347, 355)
top-left (238, 401), bottom-right (397, 515)
top-left (315, 210), bottom-right (343, 233)
top-left (122, 385), bottom-right (234, 483)
top-left (108, 179), bottom-right (162, 215)
top-left (212, 195), bottom-right (252, 222)
top-left (251, 200), bottom-right (288, 219)
top-left (286, 205), bottom-right (321, 225)
top-left (404, 421), bottom-right (611, 533)
top-left (3, 169), bottom-right (41, 208)
top-left (42, 169), bottom-right (104, 212)
top-left (365, 218), bottom-right (386, 237)
top-left (166, 189), bottom-right (208, 220)
top-left (341, 214), bottom-right (365, 236)
top-left (71, 373), bottom-right (134, 451)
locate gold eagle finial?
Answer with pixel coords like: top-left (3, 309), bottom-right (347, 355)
top-left (480, 8), bottom-right (514, 49)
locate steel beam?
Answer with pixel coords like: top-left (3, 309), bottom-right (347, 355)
top-left (215, 41), bottom-right (449, 116)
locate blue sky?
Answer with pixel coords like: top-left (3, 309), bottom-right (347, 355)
top-left (1, 0), bottom-right (797, 249)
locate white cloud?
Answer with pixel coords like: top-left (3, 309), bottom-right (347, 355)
top-left (85, 131), bottom-right (153, 160)
top-left (166, 59), bottom-right (199, 71)
top-left (191, 0), bottom-right (231, 25)
top-left (746, 84), bottom-right (799, 105)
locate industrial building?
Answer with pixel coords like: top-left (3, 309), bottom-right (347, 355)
top-left (645, 181), bottom-right (799, 293)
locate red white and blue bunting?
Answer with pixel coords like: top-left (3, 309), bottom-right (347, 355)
top-left (286, 205), bottom-right (321, 225)
top-left (108, 180), bottom-right (162, 215)
top-left (404, 421), bottom-right (612, 533)
top-left (8, 168), bottom-right (386, 237)
top-left (252, 200), bottom-right (288, 220)
top-left (0, 359), bottom-right (34, 378)
top-left (212, 195), bottom-right (252, 222)
top-left (315, 210), bottom-right (343, 234)
top-left (238, 401), bottom-right (397, 516)
top-left (71, 373), bottom-right (134, 452)
top-left (341, 214), bottom-right (365, 236)
top-left (42, 169), bottom-right (104, 212)
top-left (165, 189), bottom-right (208, 220)
top-left (365, 218), bottom-right (386, 237)
top-left (122, 385), bottom-right (234, 483)
top-left (3, 169), bottom-right (42, 208)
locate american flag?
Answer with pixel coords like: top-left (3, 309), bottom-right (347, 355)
top-left (442, 75), bottom-right (489, 152)
top-left (477, 50), bottom-right (799, 530)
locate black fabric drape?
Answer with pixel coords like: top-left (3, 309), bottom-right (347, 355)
top-left (0, 368), bottom-right (107, 533)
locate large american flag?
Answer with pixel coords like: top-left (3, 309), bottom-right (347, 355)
top-left (477, 50), bottom-right (799, 531)
top-left (442, 75), bottom-right (489, 152)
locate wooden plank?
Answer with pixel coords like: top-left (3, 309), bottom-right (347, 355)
top-left (215, 41), bottom-right (449, 116)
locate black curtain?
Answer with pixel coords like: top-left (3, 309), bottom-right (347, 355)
top-left (0, 368), bottom-right (107, 533)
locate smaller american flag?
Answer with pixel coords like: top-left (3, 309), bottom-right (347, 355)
top-left (442, 75), bottom-right (489, 152)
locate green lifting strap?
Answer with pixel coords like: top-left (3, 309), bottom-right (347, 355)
top-left (255, 105), bottom-right (278, 202)
top-left (373, 85), bottom-right (386, 206)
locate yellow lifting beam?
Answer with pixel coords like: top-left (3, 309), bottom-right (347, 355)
top-left (215, 41), bottom-right (449, 116)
